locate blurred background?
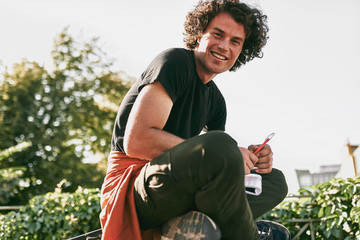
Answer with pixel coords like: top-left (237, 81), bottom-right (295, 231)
top-left (1, 0), bottom-right (360, 196)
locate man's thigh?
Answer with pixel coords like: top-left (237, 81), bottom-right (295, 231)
top-left (133, 132), bottom-right (226, 229)
top-left (133, 131), bottom-right (242, 229)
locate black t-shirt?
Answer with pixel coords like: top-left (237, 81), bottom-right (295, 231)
top-left (111, 48), bottom-right (227, 152)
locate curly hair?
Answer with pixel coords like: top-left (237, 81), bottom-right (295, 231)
top-left (184, 0), bottom-right (269, 71)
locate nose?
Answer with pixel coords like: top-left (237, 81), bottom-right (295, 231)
top-left (218, 39), bottom-right (229, 51)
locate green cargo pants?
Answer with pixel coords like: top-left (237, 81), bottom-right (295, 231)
top-left (134, 131), bottom-right (288, 240)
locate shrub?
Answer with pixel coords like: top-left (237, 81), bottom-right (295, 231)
top-left (261, 177), bottom-right (360, 239)
top-left (0, 184), bottom-right (101, 240)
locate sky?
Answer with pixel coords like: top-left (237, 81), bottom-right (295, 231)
top-left (1, 0), bottom-right (360, 193)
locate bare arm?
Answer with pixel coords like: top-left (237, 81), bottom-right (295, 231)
top-left (123, 81), bottom-right (184, 160)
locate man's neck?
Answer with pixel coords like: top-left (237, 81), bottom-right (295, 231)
top-left (194, 58), bottom-right (217, 85)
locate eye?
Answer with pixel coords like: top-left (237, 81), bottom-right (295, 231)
top-left (231, 40), bottom-right (241, 46)
top-left (213, 32), bottom-right (222, 38)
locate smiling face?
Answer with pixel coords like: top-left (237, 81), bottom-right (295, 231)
top-left (194, 12), bottom-right (246, 84)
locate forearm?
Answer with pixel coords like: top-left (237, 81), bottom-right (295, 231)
top-left (124, 127), bottom-right (184, 161)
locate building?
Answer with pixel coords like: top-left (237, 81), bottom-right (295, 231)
top-left (296, 164), bottom-right (341, 188)
top-left (296, 143), bottom-right (359, 188)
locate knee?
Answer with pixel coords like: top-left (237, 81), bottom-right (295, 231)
top-left (200, 131), bottom-right (244, 175)
top-left (201, 131), bottom-right (238, 151)
top-left (172, 131), bottom-right (244, 185)
top-left (269, 169), bottom-right (288, 202)
top-left (201, 131), bottom-right (240, 159)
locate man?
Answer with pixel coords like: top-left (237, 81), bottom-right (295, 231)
top-left (100, 1), bottom-right (289, 239)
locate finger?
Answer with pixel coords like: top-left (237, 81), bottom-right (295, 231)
top-left (255, 162), bottom-right (272, 169)
top-left (256, 155), bottom-right (273, 164)
top-left (246, 160), bottom-right (254, 171)
top-left (256, 145), bottom-right (273, 157)
top-left (255, 167), bottom-right (272, 174)
top-left (244, 166), bottom-right (251, 175)
top-left (256, 155), bottom-right (273, 167)
top-left (248, 145), bottom-right (255, 152)
top-left (249, 152), bottom-right (259, 165)
top-left (244, 158), bottom-right (253, 175)
top-left (248, 144), bottom-right (261, 153)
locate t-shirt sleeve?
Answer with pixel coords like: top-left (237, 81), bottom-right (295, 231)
top-left (138, 48), bottom-right (191, 103)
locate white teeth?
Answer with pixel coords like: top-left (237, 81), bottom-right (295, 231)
top-left (212, 52), bottom-right (226, 60)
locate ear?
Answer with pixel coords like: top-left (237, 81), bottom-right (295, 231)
top-left (194, 37), bottom-right (200, 50)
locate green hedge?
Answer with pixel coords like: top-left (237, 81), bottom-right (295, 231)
top-left (0, 186), bottom-right (101, 240)
top-left (2, 177), bottom-right (359, 239)
top-left (261, 177), bottom-right (360, 239)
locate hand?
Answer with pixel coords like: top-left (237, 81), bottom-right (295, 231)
top-left (248, 144), bottom-right (273, 174)
top-left (238, 147), bottom-right (258, 175)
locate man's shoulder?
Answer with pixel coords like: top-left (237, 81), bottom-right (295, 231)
top-left (161, 47), bottom-right (192, 55)
top-left (148, 48), bottom-right (195, 76)
top-left (158, 48), bottom-right (193, 63)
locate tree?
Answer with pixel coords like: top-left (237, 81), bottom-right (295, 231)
top-left (0, 28), bottom-right (132, 204)
top-left (0, 142), bottom-right (30, 205)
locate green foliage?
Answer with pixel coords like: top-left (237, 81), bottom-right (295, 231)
top-left (261, 177), bottom-right (360, 239)
top-left (0, 142), bottom-right (31, 162)
top-left (0, 183), bottom-right (101, 240)
top-left (0, 27), bottom-right (132, 204)
top-left (0, 142), bottom-right (30, 204)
